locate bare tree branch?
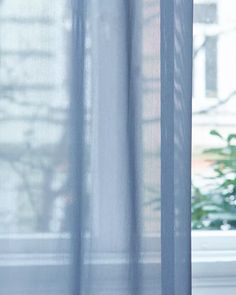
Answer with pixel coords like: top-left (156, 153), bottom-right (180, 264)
top-left (193, 91), bottom-right (236, 115)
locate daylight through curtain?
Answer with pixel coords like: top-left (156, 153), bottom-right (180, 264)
top-left (0, 0), bottom-right (192, 294)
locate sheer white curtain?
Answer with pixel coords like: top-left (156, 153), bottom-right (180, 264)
top-left (0, 0), bottom-right (192, 294)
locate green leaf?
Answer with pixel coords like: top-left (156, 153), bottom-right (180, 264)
top-left (210, 129), bottom-right (223, 139)
top-left (208, 212), bottom-right (236, 221)
top-left (202, 205), bottom-right (223, 212)
top-left (203, 147), bottom-right (226, 155)
top-left (227, 134), bottom-right (236, 144)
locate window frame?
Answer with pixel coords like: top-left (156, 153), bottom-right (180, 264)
top-left (0, 231), bottom-right (235, 294)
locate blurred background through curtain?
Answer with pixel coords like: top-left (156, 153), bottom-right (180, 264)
top-left (0, 0), bottom-right (160, 294)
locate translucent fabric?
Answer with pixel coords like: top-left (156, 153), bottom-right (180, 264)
top-left (0, 0), bottom-right (192, 294)
top-left (0, 0), bottom-right (160, 294)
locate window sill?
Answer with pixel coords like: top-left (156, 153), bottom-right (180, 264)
top-left (192, 231), bottom-right (236, 295)
top-left (0, 232), bottom-right (235, 294)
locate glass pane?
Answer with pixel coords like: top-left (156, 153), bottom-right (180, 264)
top-left (192, 0), bottom-right (236, 231)
top-left (0, 0), bottom-right (71, 294)
top-left (0, 0), bottom-right (69, 234)
top-left (142, 0), bottom-right (161, 235)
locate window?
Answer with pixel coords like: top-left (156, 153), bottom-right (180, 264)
top-left (0, 0), bottom-right (69, 234)
top-left (0, 0), bottom-right (195, 294)
top-left (192, 0), bottom-right (236, 294)
top-left (192, 0), bottom-right (236, 230)
top-left (193, 0), bottom-right (218, 99)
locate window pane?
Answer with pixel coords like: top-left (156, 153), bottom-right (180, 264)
top-left (142, 0), bottom-right (160, 235)
top-left (0, 0), bottom-right (71, 294)
top-left (192, 0), bottom-right (236, 230)
top-left (0, 0), bottom-right (69, 234)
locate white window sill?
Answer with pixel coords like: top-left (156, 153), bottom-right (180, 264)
top-left (192, 231), bottom-right (236, 295)
top-left (0, 232), bottom-right (235, 294)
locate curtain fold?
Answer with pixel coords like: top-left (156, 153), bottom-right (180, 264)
top-left (161, 0), bottom-right (193, 294)
top-left (0, 0), bottom-right (192, 294)
top-left (69, 0), bottom-right (87, 294)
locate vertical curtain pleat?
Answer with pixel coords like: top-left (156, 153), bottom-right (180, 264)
top-left (161, 0), bottom-right (193, 294)
top-left (125, 0), bottom-right (142, 294)
top-left (69, 0), bottom-right (86, 294)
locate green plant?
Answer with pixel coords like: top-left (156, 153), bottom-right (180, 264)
top-left (192, 130), bottom-right (236, 230)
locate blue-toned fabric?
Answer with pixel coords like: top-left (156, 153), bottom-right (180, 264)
top-left (0, 0), bottom-right (192, 294)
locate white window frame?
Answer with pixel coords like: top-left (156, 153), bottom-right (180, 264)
top-left (0, 232), bottom-right (235, 294)
top-left (192, 231), bottom-right (236, 295)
